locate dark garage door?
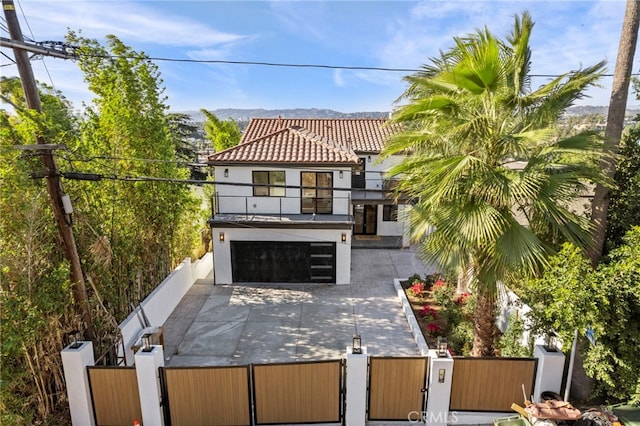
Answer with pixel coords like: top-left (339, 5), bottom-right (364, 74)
top-left (231, 241), bottom-right (336, 283)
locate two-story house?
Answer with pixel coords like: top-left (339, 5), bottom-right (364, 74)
top-left (207, 118), bottom-right (409, 285)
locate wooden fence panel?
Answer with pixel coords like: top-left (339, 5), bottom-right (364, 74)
top-left (88, 367), bottom-right (142, 426)
top-left (450, 358), bottom-right (537, 412)
top-left (163, 366), bottom-right (251, 426)
top-left (368, 357), bottom-right (429, 421)
top-left (252, 360), bottom-right (342, 425)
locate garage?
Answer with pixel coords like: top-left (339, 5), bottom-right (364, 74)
top-left (230, 241), bottom-right (336, 283)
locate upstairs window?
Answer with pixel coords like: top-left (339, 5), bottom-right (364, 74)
top-left (253, 171), bottom-right (286, 197)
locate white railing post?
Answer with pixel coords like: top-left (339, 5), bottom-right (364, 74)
top-left (134, 346), bottom-right (165, 426)
top-left (61, 341), bottom-right (95, 426)
top-left (533, 345), bottom-right (565, 402)
top-left (345, 346), bottom-right (368, 426)
top-left (425, 349), bottom-right (454, 426)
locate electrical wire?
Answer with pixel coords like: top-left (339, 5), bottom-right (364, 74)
top-left (14, 0), bottom-right (60, 98)
top-left (68, 52), bottom-right (635, 78)
top-left (1, 51), bottom-right (16, 66)
top-left (57, 153), bottom-right (205, 167)
top-left (0, 29), bottom-right (633, 78)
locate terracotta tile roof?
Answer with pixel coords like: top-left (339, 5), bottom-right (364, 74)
top-left (242, 118), bottom-right (399, 153)
top-left (208, 125), bottom-right (361, 165)
top-left (208, 117), bottom-right (400, 165)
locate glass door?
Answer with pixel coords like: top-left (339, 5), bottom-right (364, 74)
top-left (353, 204), bottom-right (377, 235)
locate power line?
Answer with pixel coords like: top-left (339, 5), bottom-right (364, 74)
top-left (57, 153), bottom-right (206, 167)
top-left (56, 53), bottom-right (640, 77)
top-left (0, 35), bottom-right (634, 78)
top-left (14, 0), bottom-right (60, 98)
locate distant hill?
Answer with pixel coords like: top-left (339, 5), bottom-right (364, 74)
top-left (182, 106), bottom-right (639, 123)
top-left (182, 108), bottom-right (390, 123)
top-left (565, 105), bottom-right (640, 117)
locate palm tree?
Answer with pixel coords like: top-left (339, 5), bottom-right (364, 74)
top-left (382, 12), bottom-right (607, 356)
top-left (590, 0), bottom-right (640, 264)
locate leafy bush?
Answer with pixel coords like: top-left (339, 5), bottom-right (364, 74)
top-left (448, 321), bottom-right (474, 356)
top-left (432, 279), bottom-right (455, 308)
top-left (521, 227), bottom-right (640, 402)
top-left (497, 313), bottom-right (532, 357)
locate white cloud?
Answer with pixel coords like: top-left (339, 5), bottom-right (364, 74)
top-left (269, 1), bottom-right (329, 43)
top-left (15, 0), bottom-right (245, 47)
top-left (368, 0), bottom-right (637, 107)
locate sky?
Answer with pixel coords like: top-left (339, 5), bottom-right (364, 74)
top-left (1, 0), bottom-right (638, 113)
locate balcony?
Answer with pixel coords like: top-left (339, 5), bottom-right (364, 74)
top-left (210, 193), bottom-right (353, 226)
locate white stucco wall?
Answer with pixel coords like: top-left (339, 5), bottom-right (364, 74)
top-left (362, 154), bottom-right (405, 190)
top-left (118, 254), bottom-right (213, 365)
top-left (376, 204), bottom-right (410, 238)
top-left (215, 166), bottom-right (351, 215)
top-left (213, 227), bottom-right (351, 285)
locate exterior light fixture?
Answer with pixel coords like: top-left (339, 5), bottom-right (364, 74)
top-left (352, 335), bottom-right (362, 354)
top-left (219, 232), bottom-right (225, 242)
top-left (224, 168), bottom-right (229, 177)
top-left (545, 331), bottom-right (559, 352)
top-left (141, 333), bottom-right (153, 352)
top-left (339, 170), bottom-right (344, 179)
top-left (68, 330), bottom-right (82, 349)
top-left (341, 233), bottom-right (347, 243)
top-left (367, 155), bottom-right (372, 163)
top-left (437, 336), bottom-right (448, 357)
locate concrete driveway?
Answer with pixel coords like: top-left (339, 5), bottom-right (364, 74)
top-left (161, 247), bottom-right (435, 366)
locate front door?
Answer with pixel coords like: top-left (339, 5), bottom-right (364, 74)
top-left (353, 204), bottom-right (377, 235)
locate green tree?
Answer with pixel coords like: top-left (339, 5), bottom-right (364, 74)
top-left (605, 80), bottom-right (640, 252)
top-left (65, 31), bottom-right (201, 321)
top-left (522, 228), bottom-right (640, 403)
top-left (166, 112), bottom-right (208, 180)
top-left (590, 0), bottom-right (640, 264)
top-left (200, 109), bottom-right (241, 152)
top-left (382, 12), bottom-right (607, 356)
top-left (1, 77), bottom-right (83, 424)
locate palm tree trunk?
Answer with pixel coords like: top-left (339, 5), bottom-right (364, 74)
top-left (590, 0), bottom-right (640, 264)
top-left (457, 264), bottom-right (474, 293)
top-left (471, 287), bottom-right (497, 357)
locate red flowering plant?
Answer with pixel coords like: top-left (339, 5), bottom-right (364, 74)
top-left (432, 279), bottom-right (446, 289)
top-left (419, 305), bottom-right (438, 321)
top-left (425, 322), bottom-right (443, 337)
top-left (454, 292), bottom-right (472, 305)
top-left (408, 281), bottom-right (426, 299)
top-left (432, 279), bottom-right (455, 307)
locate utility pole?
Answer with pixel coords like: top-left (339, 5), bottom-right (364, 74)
top-left (3, 0), bottom-right (94, 340)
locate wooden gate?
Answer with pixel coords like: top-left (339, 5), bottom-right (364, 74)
top-left (162, 366), bottom-right (251, 426)
top-left (252, 360), bottom-right (343, 425)
top-left (368, 357), bottom-right (429, 421)
top-left (450, 357), bottom-right (537, 411)
top-left (87, 366), bottom-right (142, 426)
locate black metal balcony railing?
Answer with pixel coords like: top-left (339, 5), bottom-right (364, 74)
top-left (211, 192), bottom-right (353, 220)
